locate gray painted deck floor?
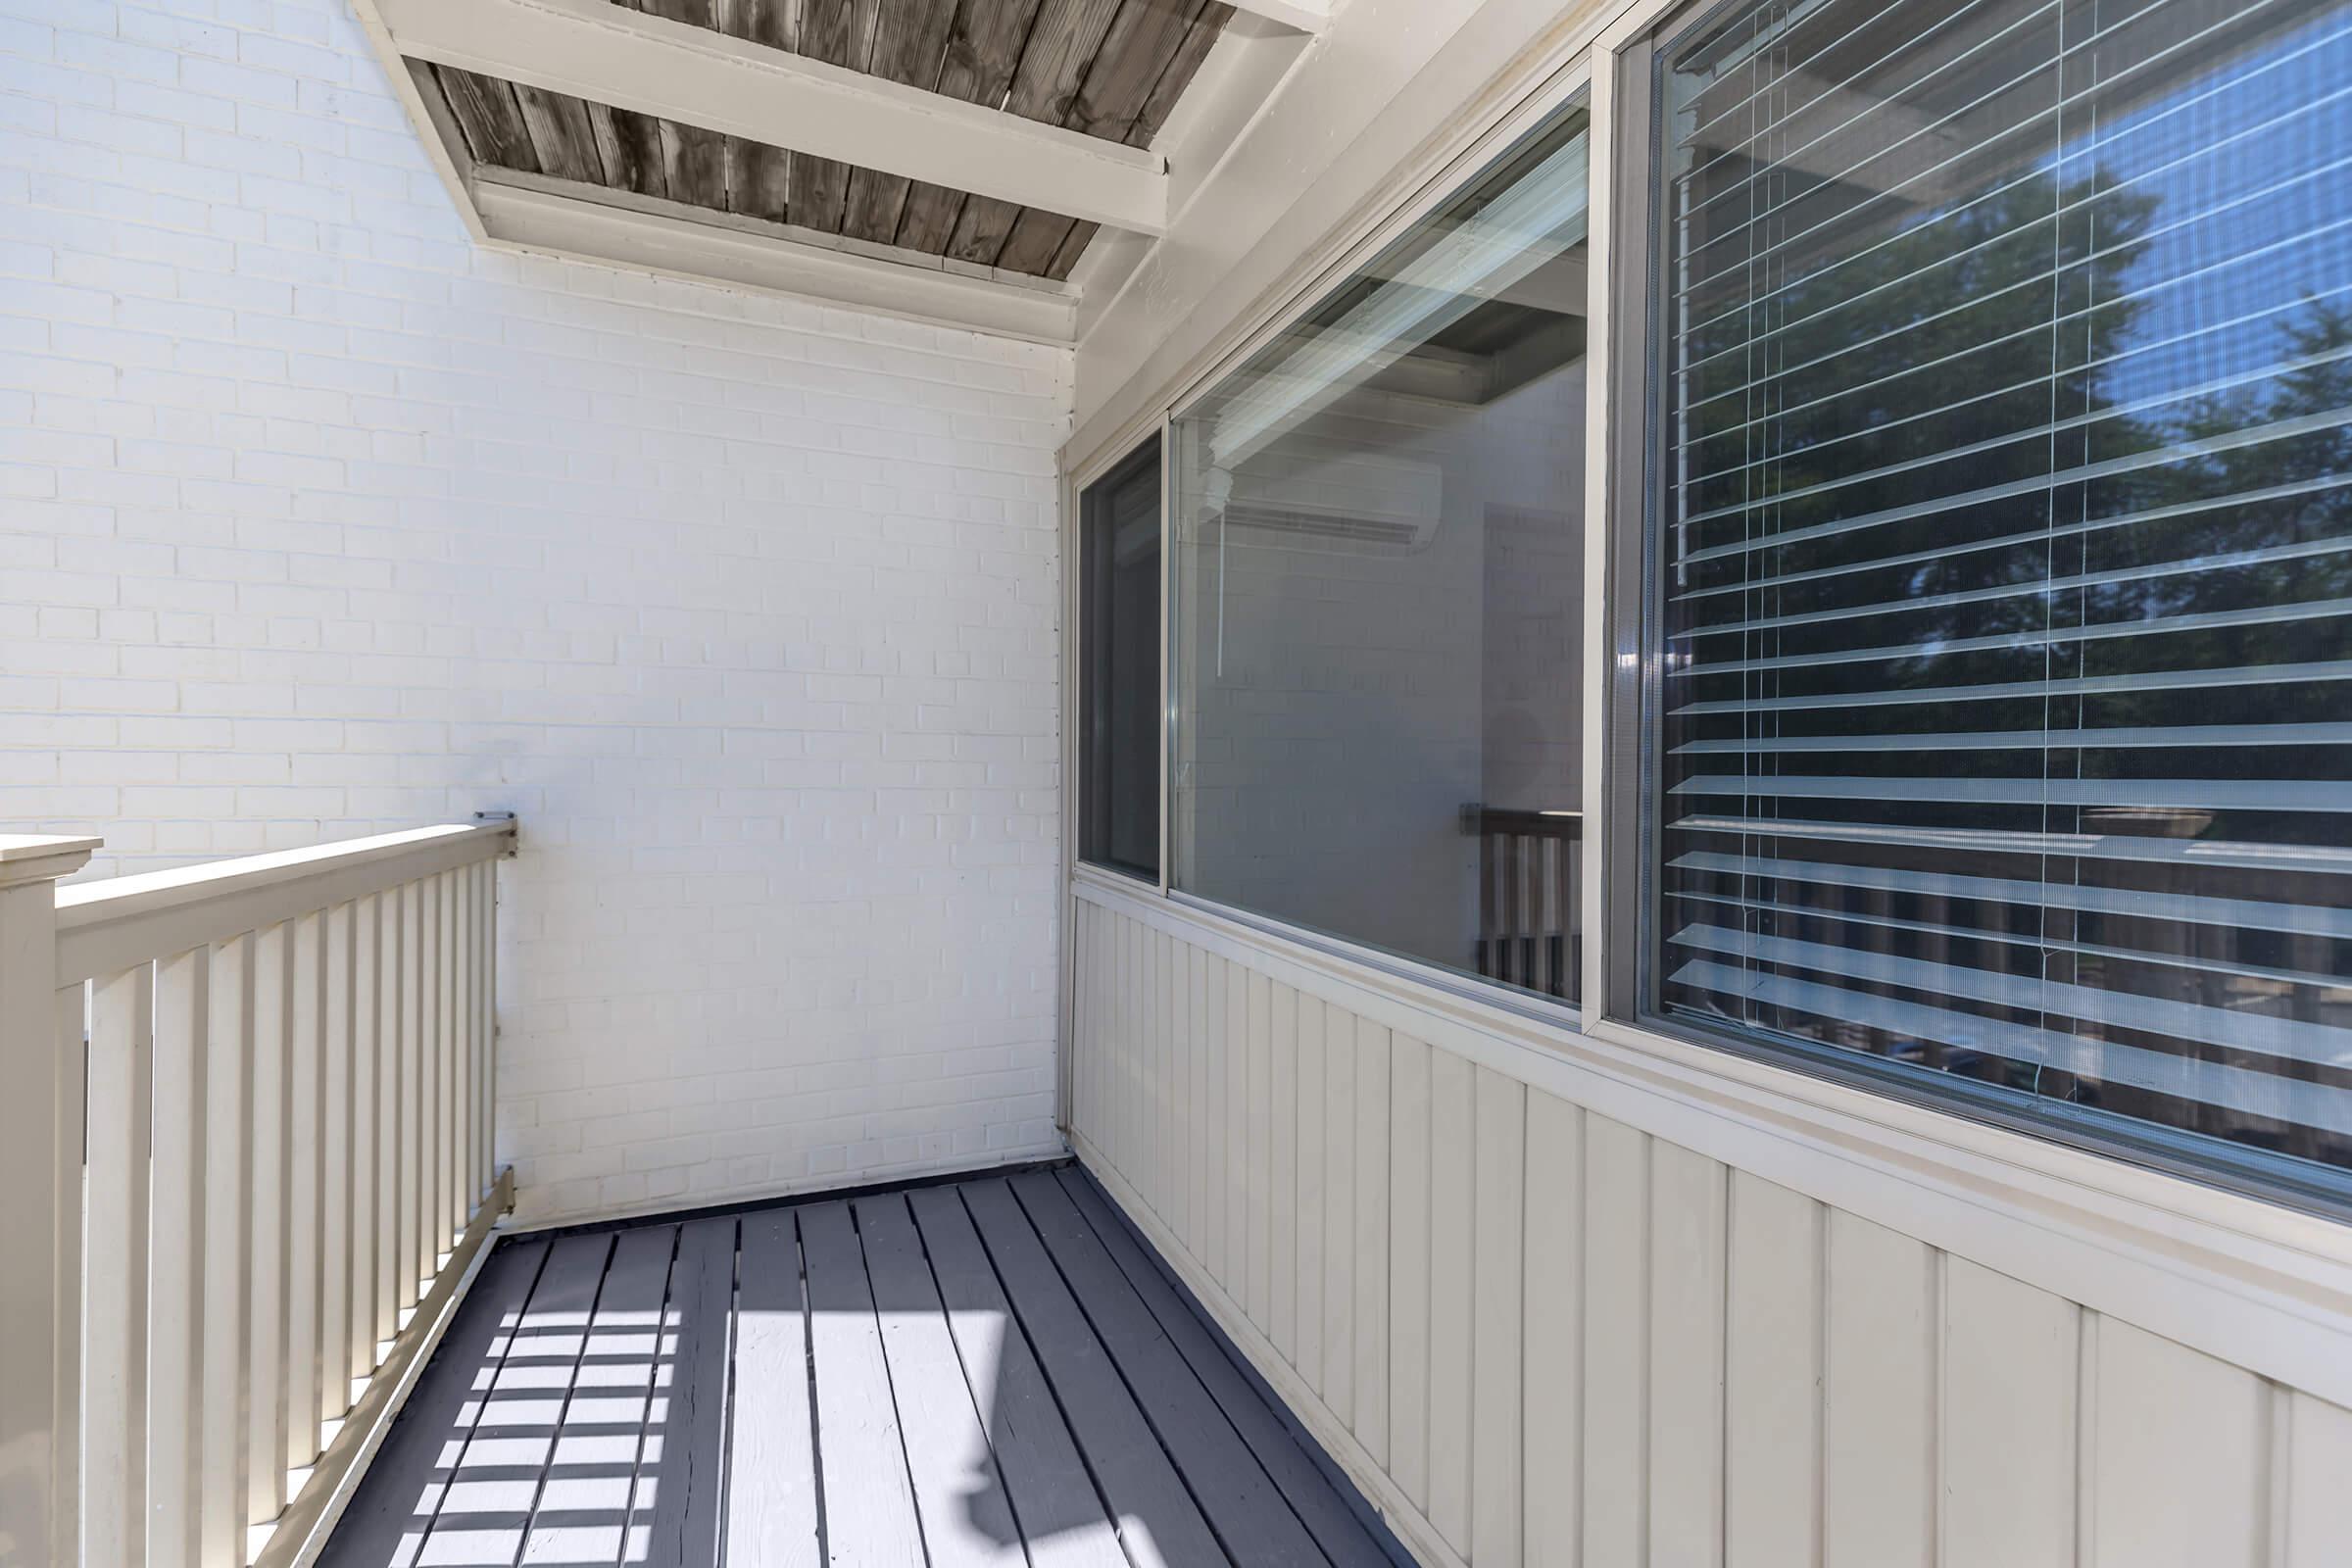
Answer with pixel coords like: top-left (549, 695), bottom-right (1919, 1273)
top-left (323, 1164), bottom-right (1400, 1567)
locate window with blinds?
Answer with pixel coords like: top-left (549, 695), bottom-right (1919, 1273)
top-left (1648, 0), bottom-right (2352, 1185)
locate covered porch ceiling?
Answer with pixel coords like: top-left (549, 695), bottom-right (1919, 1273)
top-left (353, 0), bottom-right (1326, 343)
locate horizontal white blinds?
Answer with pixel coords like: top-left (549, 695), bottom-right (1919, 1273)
top-left (1652, 0), bottom-right (2352, 1178)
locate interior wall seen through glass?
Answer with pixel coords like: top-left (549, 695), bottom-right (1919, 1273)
top-left (1647, 0), bottom-right (2352, 1184)
top-left (1172, 101), bottom-right (1592, 1005)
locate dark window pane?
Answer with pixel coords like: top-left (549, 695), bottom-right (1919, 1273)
top-left (1648, 0), bottom-right (2352, 1186)
top-left (1172, 102), bottom-right (1592, 1007)
top-left (1080, 440), bottom-right (1161, 880)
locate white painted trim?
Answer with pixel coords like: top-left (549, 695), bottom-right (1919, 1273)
top-left (375, 0), bottom-right (1171, 237)
top-left (1065, 0), bottom-right (1629, 474)
top-left (494, 1142), bottom-right (1069, 1234)
top-left (347, 0), bottom-right (486, 241)
top-left (55, 820), bottom-right (515, 985)
top-left (1218, 0), bottom-right (1335, 32)
top-left (1074, 872), bottom-right (2352, 1411)
top-left (471, 177), bottom-right (1082, 344)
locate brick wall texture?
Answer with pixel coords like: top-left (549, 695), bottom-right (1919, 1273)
top-left (0, 0), bottom-right (1072, 1221)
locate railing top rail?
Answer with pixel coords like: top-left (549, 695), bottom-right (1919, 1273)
top-left (55, 819), bottom-right (515, 987)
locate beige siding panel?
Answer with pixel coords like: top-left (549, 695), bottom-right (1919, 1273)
top-left (1170, 932), bottom-right (1191, 1251)
top-left (1272, 983), bottom-right (1299, 1364)
top-left (2284, 1393), bottom-right (2352, 1567)
top-left (1353, 1021), bottom-right (1392, 1468)
top-left (1297, 997), bottom-right (1327, 1392)
top-left (1205, 953), bottom-right (1231, 1288)
top-left (1322, 1011), bottom-right (1356, 1429)
top-left (1187, 946), bottom-right (1209, 1267)
top-left (1942, 1258), bottom-right (2077, 1568)
top-left (1426, 1047), bottom-right (1476, 1553)
top-left (1389, 1033), bottom-right (1434, 1510)
top-left (2091, 1319), bottom-right (2267, 1568)
top-left (1227, 960), bottom-right (1250, 1312)
top-left (1523, 1090), bottom-right (1583, 1568)
top-left (1582, 1112), bottom-right (1649, 1568)
top-left (1724, 1171), bottom-right (1822, 1568)
top-left (1247, 970), bottom-right (1274, 1334)
top-left (1649, 1139), bottom-right (1727, 1568)
top-left (1065, 890), bottom-right (2339, 1568)
top-left (1824, 1210), bottom-right (1936, 1568)
top-left (1472, 1067), bottom-right (1527, 1568)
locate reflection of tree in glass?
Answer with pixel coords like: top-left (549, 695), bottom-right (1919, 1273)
top-left (1668, 151), bottom-right (2352, 1168)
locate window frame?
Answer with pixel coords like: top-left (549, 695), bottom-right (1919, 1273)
top-left (1075, 433), bottom-right (1167, 888)
top-left (1056, 0), bottom-right (2352, 1226)
top-left (1596, 0), bottom-right (2352, 1223)
top-left (1153, 70), bottom-right (1604, 1033)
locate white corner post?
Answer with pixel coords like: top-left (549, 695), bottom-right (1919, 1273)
top-left (0, 835), bottom-right (102, 1568)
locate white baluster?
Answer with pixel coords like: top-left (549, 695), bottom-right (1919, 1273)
top-left (150, 944), bottom-right (210, 1568)
top-left (200, 934), bottom-right (253, 1567)
top-left (248, 920), bottom-right (290, 1527)
top-left (318, 902), bottom-right (353, 1435)
top-left (85, 960), bottom-right (155, 1567)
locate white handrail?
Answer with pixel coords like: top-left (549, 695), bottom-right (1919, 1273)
top-left (55, 820), bottom-right (515, 988)
top-left (1, 821), bottom-right (518, 1568)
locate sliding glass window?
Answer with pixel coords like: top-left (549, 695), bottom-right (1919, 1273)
top-left (1172, 99), bottom-right (1592, 1005)
top-left (1642, 0), bottom-right (2352, 1188)
top-left (1079, 439), bottom-right (1162, 882)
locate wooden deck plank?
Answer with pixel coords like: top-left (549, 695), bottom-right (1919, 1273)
top-left (318, 1238), bottom-right (549, 1568)
top-left (906, 1185), bottom-right (1128, 1568)
top-left (335, 1169), bottom-right (1392, 1568)
top-left (519, 1224), bottom-right (672, 1566)
top-left (1055, 1167), bottom-right (1392, 1565)
top-left (726, 1208), bottom-right (822, 1567)
top-left (857, 1193), bottom-right (1027, 1566)
top-left (1011, 1170), bottom-right (1326, 1567)
top-left (801, 1200), bottom-right (927, 1564)
top-left (634, 1217), bottom-right (735, 1568)
top-left (417, 1232), bottom-right (612, 1567)
top-left (959, 1178), bottom-right (1228, 1568)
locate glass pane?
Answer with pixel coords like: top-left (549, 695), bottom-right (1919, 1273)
top-left (1080, 440), bottom-right (1161, 880)
top-left (1172, 100), bottom-right (1592, 1006)
top-left (1648, 0), bottom-right (2352, 1183)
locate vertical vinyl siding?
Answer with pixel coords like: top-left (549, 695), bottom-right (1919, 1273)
top-left (1064, 890), bottom-right (2352, 1568)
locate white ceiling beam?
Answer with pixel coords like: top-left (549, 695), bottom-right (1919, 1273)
top-left (1218, 0), bottom-right (1332, 32)
top-left (469, 172), bottom-right (1081, 345)
top-left (376, 0), bottom-right (1171, 237)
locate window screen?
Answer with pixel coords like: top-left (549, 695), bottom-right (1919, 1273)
top-left (1648, 0), bottom-right (2352, 1182)
top-left (1079, 439), bottom-right (1162, 881)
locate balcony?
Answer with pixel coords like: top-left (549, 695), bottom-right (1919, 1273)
top-left (9, 0), bottom-right (2352, 1563)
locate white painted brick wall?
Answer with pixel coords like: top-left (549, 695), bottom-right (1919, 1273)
top-left (0, 0), bottom-right (1072, 1222)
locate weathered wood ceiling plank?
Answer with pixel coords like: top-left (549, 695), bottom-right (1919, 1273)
top-left (998, 0), bottom-right (1205, 274)
top-left (789, 0), bottom-right (883, 236)
top-left (1037, 0), bottom-right (1229, 277)
top-left (435, 64), bottom-right (541, 172)
top-left (715, 0), bottom-right (799, 221)
top-left (948, 0), bottom-right (1127, 266)
top-left (636, 0), bottom-right (735, 211)
top-left (892, 0), bottom-right (1046, 254)
top-left (840, 0), bottom-right (958, 246)
top-left (514, 82), bottom-right (606, 182)
top-left (405, 0), bottom-right (1229, 284)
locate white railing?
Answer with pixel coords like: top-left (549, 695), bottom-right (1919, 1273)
top-left (0, 818), bottom-right (518, 1568)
